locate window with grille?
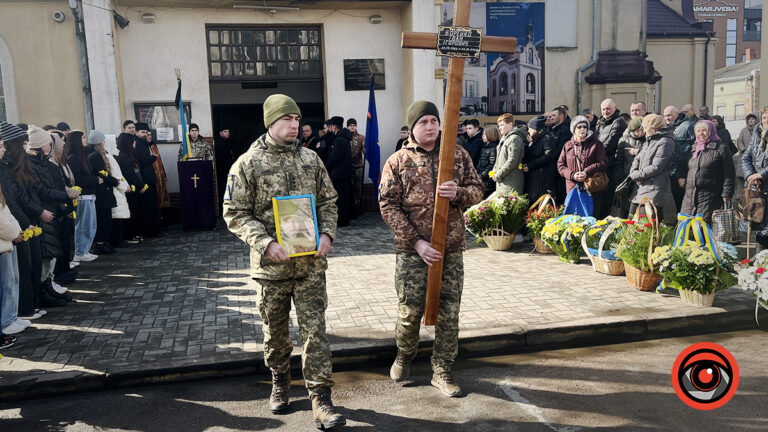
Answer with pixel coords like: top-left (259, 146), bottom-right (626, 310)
top-left (206, 26), bottom-right (323, 81)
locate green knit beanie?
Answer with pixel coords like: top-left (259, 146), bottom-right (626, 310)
top-left (263, 94), bottom-right (301, 128)
top-left (406, 100), bottom-right (440, 132)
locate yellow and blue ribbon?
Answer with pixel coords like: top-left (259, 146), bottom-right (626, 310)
top-left (659, 213), bottom-right (723, 292)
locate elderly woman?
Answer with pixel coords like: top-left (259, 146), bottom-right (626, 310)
top-left (557, 115), bottom-right (608, 214)
top-left (476, 124), bottom-right (499, 197)
top-left (627, 114), bottom-right (674, 220)
top-left (680, 120), bottom-right (735, 223)
top-left (742, 107), bottom-right (768, 250)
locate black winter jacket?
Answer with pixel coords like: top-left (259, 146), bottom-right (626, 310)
top-left (0, 160), bottom-right (32, 228)
top-left (476, 141), bottom-right (497, 193)
top-left (463, 130), bottom-right (484, 168)
top-left (681, 140), bottom-right (735, 223)
top-left (28, 153), bottom-right (68, 214)
top-left (324, 129), bottom-right (354, 179)
top-left (87, 149), bottom-right (118, 209)
top-left (524, 132), bottom-right (557, 202)
top-left (134, 138), bottom-right (157, 186)
top-left (68, 153), bottom-right (99, 195)
top-left (596, 111), bottom-right (628, 170)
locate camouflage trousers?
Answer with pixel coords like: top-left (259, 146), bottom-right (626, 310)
top-left (253, 274), bottom-right (334, 394)
top-left (394, 252), bottom-right (464, 374)
top-left (353, 166), bottom-right (364, 211)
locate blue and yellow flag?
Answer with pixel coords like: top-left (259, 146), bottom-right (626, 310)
top-left (364, 75), bottom-right (381, 194)
top-left (175, 78), bottom-right (192, 160)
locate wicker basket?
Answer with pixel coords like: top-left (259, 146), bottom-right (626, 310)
top-left (533, 236), bottom-right (553, 254)
top-left (624, 263), bottom-right (662, 291)
top-left (482, 228), bottom-right (516, 251)
top-left (592, 255), bottom-right (625, 275)
top-left (679, 289), bottom-right (716, 307)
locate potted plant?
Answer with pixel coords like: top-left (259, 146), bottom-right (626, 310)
top-left (540, 215), bottom-right (595, 263)
top-left (464, 191), bottom-right (529, 250)
top-left (736, 250), bottom-right (768, 318)
top-left (581, 217), bottom-right (626, 275)
top-left (526, 202), bottom-right (563, 254)
top-left (615, 218), bottom-right (673, 290)
top-left (651, 243), bottom-right (737, 307)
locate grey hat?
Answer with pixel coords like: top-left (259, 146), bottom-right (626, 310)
top-left (569, 115), bottom-right (590, 134)
top-left (88, 129), bottom-right (106, 145)
top-left (0, 121), bottom-right (28, 142)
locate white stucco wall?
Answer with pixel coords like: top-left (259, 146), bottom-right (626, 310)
top-left (115, 6), bottom-right (403, 193)
top-left (83, 0), bottom-right (122, 134)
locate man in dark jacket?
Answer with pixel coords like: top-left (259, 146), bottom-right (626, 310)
top-left (663, 105), bottom-right (695, 211)
top-left (324, 116), bottom-right (355, 227)
top-left (524, 115), bottom-right (557, 206)
top-left (462, 119), bottom-right (484, 168)
top-left (595, 99), bottom-right (627, 218)
top-left (550, 107), bottom-right (572, 204)
top-left (215, 127), bottom-right (235, 211)
top-left (134, 123), bottom-right (159, 237)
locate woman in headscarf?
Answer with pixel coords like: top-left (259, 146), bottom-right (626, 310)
top-left (680, 120), bottom-right (735, 223)
top-left (741, 107), bottom-right (768, 250)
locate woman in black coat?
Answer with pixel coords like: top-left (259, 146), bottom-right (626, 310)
top-left (87, 132), bottom-right (119, 255)
top-left (476, 125), bottom-right (498, 197)
top-left (681, 120), bottom-right (735, 223)
top-left (66, 130), bottom-right (102, 260)
top-left (524, 116), bottom-right (557, 205)
top-left (116, 133), bottom-right (144, 243)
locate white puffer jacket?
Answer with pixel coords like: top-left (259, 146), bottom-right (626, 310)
top-left (104, 135), bottom-right (131, 219)
top-left (0, 201), bottom-right (22, 254)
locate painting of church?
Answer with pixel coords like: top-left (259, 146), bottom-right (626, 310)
top-left (488, 23), bottom-right (543, 115)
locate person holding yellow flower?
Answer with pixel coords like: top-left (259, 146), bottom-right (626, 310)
top-left (66, 130), bottom-right (102, 262)
top-left (492, 113), bottom-right (526, 195)
top-left (87, 131), bottom-right (120, 255)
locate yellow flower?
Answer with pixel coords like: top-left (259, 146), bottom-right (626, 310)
top-left (73, 186), bottom-right (82, 193)
top-left (588, 228), bottom-right (599, 236)
top-left (70, 211), bottom-right (77, 219)
top-left (597, 220), bottom-right (608, 226)
top-left (22, 229), bottom-right (33, 241)
top-left (141, 184), bottom-right (149, 192)
top-left (99, 170), bottom-right (109, 176)
top-left (488, 170), bottom-right (496, 178)
top-left (33, 227), bottom-right (42, 237)
top-left (131, 185), bottom-right (136, 192)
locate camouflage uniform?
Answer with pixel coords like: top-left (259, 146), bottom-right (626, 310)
top-left (178, 136), bottom-right (214, 161)
top-left (379, 139), bottom-right (483, 373)
top-left (223, 132), bottom-right (338, 394)
top-left (350, 132), bottom-right (366, 212)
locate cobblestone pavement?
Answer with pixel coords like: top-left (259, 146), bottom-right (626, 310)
top-left (0, 213), bottom-right (757, 390)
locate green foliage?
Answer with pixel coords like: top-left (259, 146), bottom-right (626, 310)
top-left (615, 219), bottom-right (674, 272)
top-left (464, 191), bottom-right (529, 239)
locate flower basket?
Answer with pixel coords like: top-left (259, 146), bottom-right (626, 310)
top-left (582, 217), bottom-right (626, 276)
top-left (533, 236), bottom-right (553, 254)
top-left (481, 227), bottom-right (516, 251)
top-left (465, 191), bottom-right (529, 249)
top-left (541, 215), bottom-right (595, 264)
top-left (624, 262), bottom-right (662, 291)
top-left (679, 289), bottom-right (716, 307)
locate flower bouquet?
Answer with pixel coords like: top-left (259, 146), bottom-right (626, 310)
top-left (615, 218), bottom-right (674, 290)
top-left (737, 251), bottom-right (768, 319)
top-left (541, 215), bottom-right (595, 263)
top-left (652, 242), bottom-right (737, 307)
top-left (464, 191), bottom-right (529, 250)
top-left (581, 217), bottom-right (626, 275)
top-left (526, 195), bottom-right (563, 254)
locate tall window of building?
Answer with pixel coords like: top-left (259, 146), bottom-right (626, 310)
top-left (526, 73), bottom-right (535, 94)
top-left (726, 18), bottom-right (737, 66)
top-left (0, 65), bottom-right (6, 122)
top-left (500, 72), bottom-right (508, 96)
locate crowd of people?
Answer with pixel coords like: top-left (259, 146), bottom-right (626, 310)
top-left (0, 119), bottom-right (171, 350)
top-left (432, 101), bottom-right (762, 244)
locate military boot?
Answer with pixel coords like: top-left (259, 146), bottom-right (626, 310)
top-left (311, 391), bottom-right (346, 430)
top-left (431, 370), bottom-right (462, 397)
top-left (389, 352), bottom-right (411, 382)
top-left (269, 371), bottom-right (291, 414)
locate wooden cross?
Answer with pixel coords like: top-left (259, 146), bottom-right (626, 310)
top-left (191, 173), bottom-right (200, 188)
top-left (402, 0), bottom-right (517, 326)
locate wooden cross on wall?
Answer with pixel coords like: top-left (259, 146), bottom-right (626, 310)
top-left (402, 0), bottom-right (517, 326)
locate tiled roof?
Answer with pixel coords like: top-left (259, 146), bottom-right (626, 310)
top-left (715, 59), bottom-right (761, 80)
top-left (647, 0), bottom-right (712, 38)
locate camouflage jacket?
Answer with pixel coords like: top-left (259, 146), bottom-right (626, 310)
top-left (379, 139), bottom-right (483, 254)
top-left (178, 137), bottom-right (214, 161)
top-left (223, 133), bottom-right (338, 280)
top-left (350, 132), bottom-right (366, 168)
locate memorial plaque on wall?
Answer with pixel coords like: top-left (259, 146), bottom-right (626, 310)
top-left (343, 59), bottom-right (385, 91)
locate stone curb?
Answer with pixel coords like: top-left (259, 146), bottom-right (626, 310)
top-left (1, 304), bottom-right (764, 403)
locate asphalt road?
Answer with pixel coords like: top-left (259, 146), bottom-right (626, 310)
top-left (1, 330), bottom-right (766, 431)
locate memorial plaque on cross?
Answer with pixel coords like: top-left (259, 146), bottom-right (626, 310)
top-left (401, 0), bottom-right (517, 326)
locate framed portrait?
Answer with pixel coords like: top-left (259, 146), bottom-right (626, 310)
top-left (272, 194), bottom-right (319, 257)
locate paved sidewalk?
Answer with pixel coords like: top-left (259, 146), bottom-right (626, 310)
top-left (0, 213), bottom-right (763, 401)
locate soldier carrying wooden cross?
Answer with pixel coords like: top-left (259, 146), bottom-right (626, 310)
top-left (379, 0), bottom-right (517, 398)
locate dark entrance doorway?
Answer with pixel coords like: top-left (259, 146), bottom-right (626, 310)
top-left (211, 101), bottom-right (324, 157)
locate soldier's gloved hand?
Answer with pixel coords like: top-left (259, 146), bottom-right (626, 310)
top-left (265, 241), bottom-right (290, 263)
top-left (437, 181), bottom-right (458, 201)
top-left (414, 239), bottom-right (442, 267)
top-left (314, 233), bottom-right (332, 257)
